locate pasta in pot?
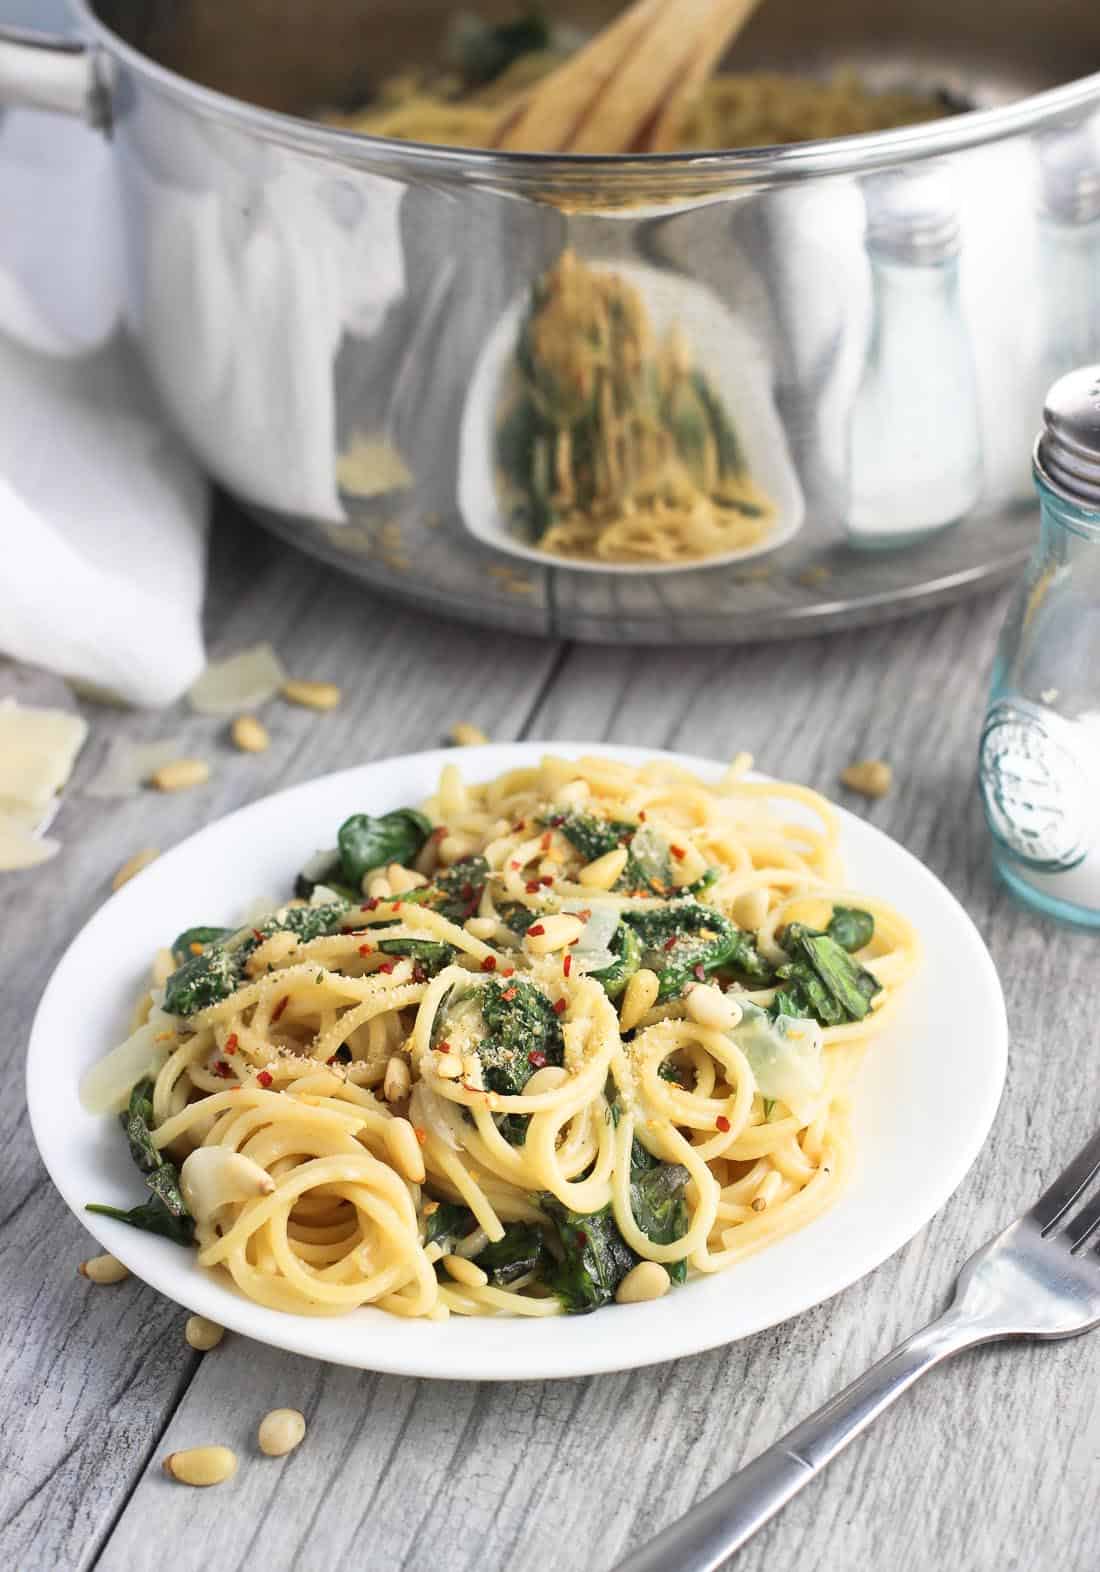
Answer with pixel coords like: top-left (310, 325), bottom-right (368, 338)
top-left (85, 752), bottom-right (920, 1321)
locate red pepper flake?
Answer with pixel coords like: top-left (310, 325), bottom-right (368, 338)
top-left (358, 943), bottom-right (373, 956)
top-left (563, 954), bottom-right (572, 977)
top-left (716, 1115), bottom-right (731, 1133)
top-left (671, 844), bottom-right (687, 860)
top-left (528, 1049), bottom-right (548, 1068)
top-left (438, 1040), bottom-right (452, 1053)
top-left (553, 998), bottom-right (567, 1016)
top-left (576, 1229), bottom-right (588, 1246)
top-left (212, 1059), bottom-right (232, 1079)
top-left (271, 995), bottom-right (289, 1023)
top-left (432, 826), bottom-right (448, 841)
top-left (327, 1055), bottom-right (339, 1066)
top-left (663, 936), bottom-right (678, 951)
top-left (693, 963), bottom-right (707, 982)
top-left (527, 924), bottom-right (546, 937)
top-left (501, 966), bottom-right (515, 978)
top-left (461, 883), bottom-right (474, 900)
top-left (539, 875), bottom-right (554, 887)
top-left (501, 987), bottom-right (517, 1002)
top-left (414, 1127), bottom-right (427, 1145)
top-left (257, 1069), bottom-right (273, 1088)
top-left (577, 909), bottom-right (591, 922)
top-left (224, 1033), bottom-right (239, 1055)
top-left (378, 961), bottom-right (395, 975)
top-left (548, 814), bottom-right (565, 828)
top-left (639, 810), bottom-right (647, 821)
top-left (541, 831), bottom-right (552, 851)
top-left (525, 880), bottom-right (541, 894)
top-left (509, 859), bottom-right (521, 870)
top-left (361, 898), bottom-right (380, 912)
top-left (393, 900), bottom-right (402, 911)
top-left (511, 821), bottom-right (526, 833)
top-left (252, 928), bottom-right (264, 943)
top-left (481, 954), bottom-right (497, 972)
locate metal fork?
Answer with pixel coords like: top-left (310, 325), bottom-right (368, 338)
top-left (615, 1128), bottom-right (1100, 1572)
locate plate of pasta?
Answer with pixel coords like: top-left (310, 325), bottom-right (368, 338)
top-left (27, 744), bottom-right (1005, 1380)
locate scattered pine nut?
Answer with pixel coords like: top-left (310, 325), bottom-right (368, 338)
top-left (365, 873), bottom-right (393, 900)
top-left (150, 759), bottom-right (210, 793)
top-left (387, 863), bottom-right (427, 894)
top-left (383, 1055), bottom-right (411, 1104)
top-left (112, 848), bottom-right (159, 891)
top-left (615, 1261), bottom-right (671, 1304)
top-left (686, 984), bottom-right (741, 1033)
top-left (578, 846), bottom-right (629, 890)
top-left (524, 913), bottom-right (585, 955)
top-left (282, 679), bottom-right (341, 711)
top-left (385, 1117), bottom-right (427, 1184)
top-left (465, 916), bottom-right (498, 941)
top-left (619, 968), bottom-right (660, 1033)
top-left (448, 722), bottom-right (488, 747)
top-left (730, 888), bottom-right (769, 931)
top-left (231, 714), bottom-right (270, 753)
top-left (437, 832), bottom-right (476, 867)
top-left (840, 759), bottom-right (893, 799)
top-left (163, 1446), bottom-right (238, 1487)
top-left (79, 1253), bottom-right (129, 1285)
top-left (442, 1255), bottom-right (488, 1289)
top-left (258, 1408), bottom-right (307, 1458)
top-left (185, 1315), bottom-right (225, 1351)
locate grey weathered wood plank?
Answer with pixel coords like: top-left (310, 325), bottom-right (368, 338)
top-left (0, 504), bottom-right (561, 1572)
top-left (93, 584), bottom-right (1100, 1572)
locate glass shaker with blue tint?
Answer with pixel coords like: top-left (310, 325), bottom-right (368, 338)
top-left (979, 366), bottom-right (1100, 925)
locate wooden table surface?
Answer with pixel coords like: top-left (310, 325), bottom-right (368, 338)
top-left (4, 503), bottom-right (1098, 1572)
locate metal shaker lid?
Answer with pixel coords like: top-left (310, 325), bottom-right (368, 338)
top-left (1034, 366), bottom-right (1100, 511)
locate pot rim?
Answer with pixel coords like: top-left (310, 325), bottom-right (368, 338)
top-left (61, 2), bottom-right (1100, 187)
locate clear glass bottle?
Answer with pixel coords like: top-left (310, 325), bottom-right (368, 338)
top-left (848, 170), bottom-right (983, 549)
top-left (978, 365), bottom-right (1100, 926)
top-left (1038, 124), bottom-right (1100, 389)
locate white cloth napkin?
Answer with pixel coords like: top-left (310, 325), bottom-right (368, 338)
top-left (0, 105), bottom-right (209, 708)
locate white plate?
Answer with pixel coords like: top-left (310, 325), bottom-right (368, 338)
top-left (457, 263), bottom-right (805, 575)
top-left (27, 744), bottom-right (1006, 1381)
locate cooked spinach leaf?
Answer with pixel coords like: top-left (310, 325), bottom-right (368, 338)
top-left (424, 1201), bottom-right (476, 1252)
top-left (622, 900), bottom-right (741, 1000)
top-left (426, 856), bottom-right (490, 923)
top-left (476, 976), bottom-right (565, 1097)
top-left (163, 943), bottom-right (243, 1018)
top-left (826, 906), bottom-right (875, 953)
top-left (541, 1197), bottom-right (636, 1314)
top-left (170, 926), bottom-right (232, 966)
top-left (337, 808), bottom-right (433, 888)
top-left (475, 1223), bottom-right (546, 1286)
top-left (86, 1079), bottom-right (194, 1246)
top-left (276, 901), bottom-right (352, 945)
top-left (555, 809), bottom-right (634, 866)
top-left (377, 937), bottom-right (455, 977)
top-left (589, 921), bottom-right (641, 1001)
top-left (770, 923), bottom-right (881, 1026)
top-left (631, 1161), bottom-right (690, 1284)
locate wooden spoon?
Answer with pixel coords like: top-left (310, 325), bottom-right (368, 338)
top-left (493, 0), bottom-right (765, 155)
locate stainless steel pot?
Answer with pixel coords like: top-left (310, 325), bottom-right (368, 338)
top-left (3, 0), bottom-right (1100, 642)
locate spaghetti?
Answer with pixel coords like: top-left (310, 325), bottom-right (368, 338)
top-left (86, 753), bottom-right (920, 1322)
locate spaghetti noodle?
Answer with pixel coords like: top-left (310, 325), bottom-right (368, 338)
top-left (86, 753), bottom-right (920, 1322)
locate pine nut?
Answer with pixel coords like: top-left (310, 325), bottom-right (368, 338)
top-left (465, 916), bottom-right (498, 940)
top-left (840, 759), bottom-right (892, 799)
top-left (524, 913), bottom-right (585, 955)
top-left (448, 722), bottom-right (488, 747)
top-left (152, 946), bottom-right (176, 987)
top-left (150, 759), bottom-right (209, 792)
top-left (112, 848), bottom-right (159, 891)
top-left (231, 714), bottom-right (270, 753)
top-left (78, 1253), bottom-right (129, 1285)
top-left (523, 1065), bottom-right (569, 1096)
top-left (282, 679), bottom-right (341, 711)
top-left (387, 863), bottom-right (427, 894)
top-left (619, 968), bottom-right (660, 1033)
top-left (163, 1446), bottom-right (238, 1486)
top-left (731, 887), bottom-right (769, 932)
top-left (385, 1117), bottom-right (426, 1184)
top-left (686, 984), bottom-right (741, 1033)
top-left (383, 1055), bottom-right (411, 1103)
top-left (437, 832), bottom-right (476, 867)
top-left (578, 847), bottom-right (629, 890)
top-left (615, 1261), bottom-right (671, 1304)
top-left (258, 1408), bottom-right (307, 1458)
top-left (245, 930), bottom-right (299, 976)
top-left (365, 872), bottom-right (393, 899)
top-left (442, 1255), bottom-right (488, 1288)
top-left (185, 1315), bottom-right (225, 1351)
top-left (669, 841), bottom-right (708, 886)
top-left (435, 1051), bottom-right (463, 1080)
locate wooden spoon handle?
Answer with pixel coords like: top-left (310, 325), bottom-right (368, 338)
top-left (645, 0), bottom-right (765, 150)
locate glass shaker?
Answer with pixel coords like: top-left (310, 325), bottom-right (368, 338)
top-left (978, 365), bottom-right (1100, 926)
top-left (847, 169), bottom-right (983, 549)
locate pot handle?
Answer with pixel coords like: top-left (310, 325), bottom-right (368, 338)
top-left (0, 26), bottom-right (109, 125)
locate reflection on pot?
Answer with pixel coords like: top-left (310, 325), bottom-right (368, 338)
top-left (491, 251), bottom-right (776, 567)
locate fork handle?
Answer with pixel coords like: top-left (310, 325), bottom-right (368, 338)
top-left (614, 1309), bottom-right (983, 1572)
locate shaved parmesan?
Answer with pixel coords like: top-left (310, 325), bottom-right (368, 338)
top-left (79, 1014), bottom-right (176, 1115)
top-left (733, 1002), bottom-right (824, 1125)
top-left (188, 644), bottom-right (286, 716)
top-left (84, 736), bottom-right (183, 799)
top-left (0, 813), bottom-right (59, 870)
top-left (0, 699), bottom-right (87, 815)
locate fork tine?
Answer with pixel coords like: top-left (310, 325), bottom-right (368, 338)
top-left (1064, 1187), bottom-right (1100, 1252)
top-left (1030, 1128), bottom-right (1100, 1235)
